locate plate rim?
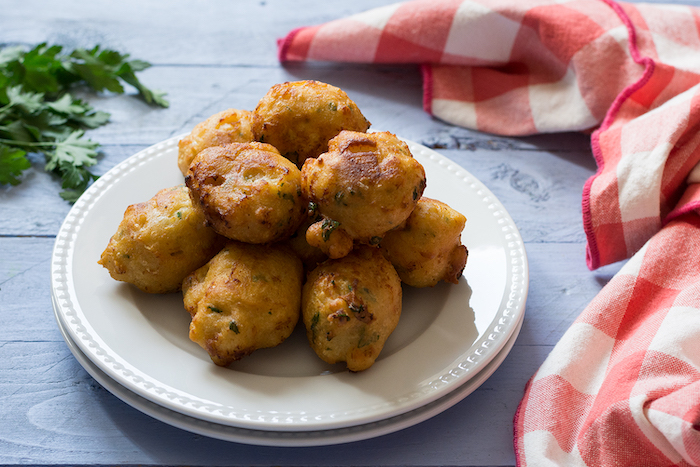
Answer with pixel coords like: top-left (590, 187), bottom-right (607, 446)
top-left (50, 135), bottom-right (528, 431)
top-left (52, 292), bottom-right (524, 446)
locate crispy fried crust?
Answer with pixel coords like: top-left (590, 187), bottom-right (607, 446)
top-left (98, 185), bottom-right (225, 293)
top-left (177, 108), bottom-right (256, 176)
top-left (302, 130), bottom-right (426, 254)
top-left (186, 142), bottom-right (307, 244)
top-left (284, 212), bottom-right (329, 272)
top-left (381, 197), bottom-right (468, 287)
top-left (302, 246), bottom-right (402, 372)
top-left (183, 242), bottom-right (303, 366)
top-left (253, 80), bottom-right (370, 166)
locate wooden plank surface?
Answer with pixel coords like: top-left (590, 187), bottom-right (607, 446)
top-left (0, 0), bottom-right (664, 465)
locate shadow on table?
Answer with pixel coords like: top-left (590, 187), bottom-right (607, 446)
top-left (280, 62), bottom-right (598, 171)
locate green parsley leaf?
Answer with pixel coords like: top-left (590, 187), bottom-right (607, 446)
top-left (0, 46), bottom-right (23, 68)
top-left (47, 94), bottom-right (110, 128)
top-left (71, 109), bottom-right (110, 129)
top-left (46, 130), bottom-right (99, 171)
top-left (66, 47), bottom-right (125, 94)
top-left (117, 63), bottom-right (169, 107)
top-left (47, 93), bottom-right (88, 115)
top-left (0, 120), bottom-right (35, 143)
top-left (0, 42), bottom-right (168, 201)
top-left (57, 162), bottom-right (99, 202)
top-left (0, 144), bottom-right (30, 185)
top-left (321, 218), bottom-right (340, 241)
top-left (6, 85), bottom-right (45, 114)
top-left (22, 44), bottom-right (64, 93)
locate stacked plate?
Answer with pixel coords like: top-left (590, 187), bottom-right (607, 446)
top-left (50, 136), bottom-right (528, 446)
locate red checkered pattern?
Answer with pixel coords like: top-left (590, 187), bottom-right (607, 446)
top-left (517, 213), bottom-right (700, 466)
top-left (279, 1), bottom-right (700, 465)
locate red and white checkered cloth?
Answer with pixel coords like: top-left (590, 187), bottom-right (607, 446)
top-left (279, 0), bottom-right (700, 465)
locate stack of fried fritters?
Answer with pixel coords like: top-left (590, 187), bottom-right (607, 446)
top-left (99, 80), bottom-right (468, 372)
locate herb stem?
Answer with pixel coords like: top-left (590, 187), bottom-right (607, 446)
top-left (0, 138), bottom-right (61, 148)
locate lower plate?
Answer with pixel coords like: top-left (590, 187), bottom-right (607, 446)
top-left (53, 293), bottom-right (523, 446)
top-left (51, 135), bottom-right (528, 432)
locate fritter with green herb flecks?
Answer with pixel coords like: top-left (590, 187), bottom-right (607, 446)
top-left (284, 211), bottom-right (329, 273)
top-left (183, 241), bottom-right (303, 366)
top-left (186, 142), bottom-right (307, 244)
top-left (98, 185), bottom-right (225, 293)
top-left (253, 80), bottom-right (370, 167)
top-left (302, 246), bottom-right (402, 372)
top-left (177, 108), bottom-right (256, 176)
top-left (381, 197), bottom-right (468, 287)
top-left (301, 130), bottom-right (426, 258)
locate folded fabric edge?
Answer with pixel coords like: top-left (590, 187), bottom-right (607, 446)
top-left (667, 202), bottom-right (700, 225)
top-left (420, 64), bottom-right (434, 117)
top-left (513, 376), bottom-right (534, 467)
top-left (582, 136), bottom-right (603, 271)
top-left (581, 0), bottom-right (656, 271)
top-left (277, 27), bottom-right (304, 62)
top-left (276, 27), bottom-right (437, 121)
top-left (664, 185), bottom-right (700, 225)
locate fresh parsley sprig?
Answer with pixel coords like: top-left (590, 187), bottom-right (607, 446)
top-left (0, 43), bottom-right (168, 202)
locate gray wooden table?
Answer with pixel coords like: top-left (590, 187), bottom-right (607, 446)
top-left (1, 0), bottom-right (683, 465)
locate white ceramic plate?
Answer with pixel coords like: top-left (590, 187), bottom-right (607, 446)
top-left (51, 135), bottom-right (528, 432)
top-left (53, 292), bottom-right (523, 446)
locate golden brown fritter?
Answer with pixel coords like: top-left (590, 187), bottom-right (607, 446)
top-left (301, 246), bottom-right (402, 372)
top-left (183, 241), bottom-right (303, 366)
top-left (177, 108), bottom-right (256, 176)
top-left (253, 80), bottom-right (370, 167)
top-left (98, 185), bottom-right (225, 294)
top-left (381, 197), bottom-right (468, 287)
top-left (284, 211), bottom-right (329, 273)
top-left (305, 216), bottom-right (354, 259)
top-left (301, 130), bottom-right (426, 258)
top-left (185, 142), bottom-right (307, 244)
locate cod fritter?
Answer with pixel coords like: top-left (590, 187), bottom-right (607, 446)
top-left (98, 185), bottom-right (225, 293)
top-left (98, 79), bottom-right (473, 374)
top-left (253, 80), bottom-right (370, 167)
top-left (177, 108), bottom-right (256, 176)
top-left (302, 130), bottom-right (426, 258)
top-left (186, 142), bottom-right (307, 244)
top-left (183, 242), bottom-right (303, 366)
top-left (302, 246), bottom-right (402, 372)
top-left (284, 213), bottom-right (329, 273)
top-left (381, 197), bottom-right (468, 287)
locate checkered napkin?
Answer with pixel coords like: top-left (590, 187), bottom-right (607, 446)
top-left (279, 0), bottom-right (700, 465)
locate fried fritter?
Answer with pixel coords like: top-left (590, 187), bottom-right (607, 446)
top-left (98, 185), bottom-right (225, 293)
top-left (381, 197), bottom-right (468, 287)
top-left (305, 217), bottom-right (354, 259)
top-left (253, 80), bottom-right (370, 167)
top-left (302, 246), bottom-right (402, 372)
top-left (177, 108), bottom-right (256, 176)
top-left (285, 212), bottom-right (329, 273)
top-left (183, 241), bottom-right (303, 366)
top-left (301, 130), bottom-right (426, 258)
top-left (185, 142), bottom-right (307, 244)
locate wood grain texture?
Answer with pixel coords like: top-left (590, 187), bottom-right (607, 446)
top-left (0, 238), bottom-right (608, 466)
top-left (0, 0), bottom-right (660, 465)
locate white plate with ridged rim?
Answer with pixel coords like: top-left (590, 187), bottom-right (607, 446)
top-left (50, 134), bottom-right (528, 432)
top-left (53, 292), bottom-right (523, 446)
